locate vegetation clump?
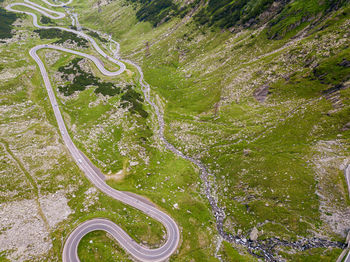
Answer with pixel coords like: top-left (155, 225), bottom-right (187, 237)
top-left (58, 58), bottom-right (97, 95)
top-left (40, 16), bottom-right (54, 25)
top-left (128, 0), bottom-right (178, 26)
top-left (34, 28), bottom-right (89, 47)
top-left (193, 0), bottom-right (349, 38)
top-left (58, 58), bottom-right (148, 118)
top-left (0, 7), bottom-right (19, 39)
top-left (86, 30), bottom-right (107, 43)
top-left (120, 87), bottom-right (149, 118)
top-left (128, 0), bottom-right (348, 39)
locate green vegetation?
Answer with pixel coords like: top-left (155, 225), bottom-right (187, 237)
top-left (128, 0), bottom-right (177, 26)
top-left (127, 0), bottom-right (203, 26)
top-left (58, 57), bottom-right (99, 95)
top-left (194, 0), bottom-right (350, 39)
top-left (120, 87), bottom-right (148, 118)
top-left (0, 7), bottom-right (18, 39)
top-left (76, 0), bottom-right (350, 260)
top-left (40, 16), bottom-right (54, 25)
top-left (34, 28), bottom-right (88, 47)
top-left (77, 231), bottom-right (131, 261)
top-left (267, 0), bottom-right (349, 39)
top-left (57, 57), bottom-right (120, 96)
top-left (195, 0), bottom-right (275, 28)
top-left (128, 0), bottom-right (349, 40)
top-left (280, 247), bottom-right (343, 261)
top-left (57, 57), bottom-right (147, 117)
top-left (220, 241), bottom-right (257, 262)
top-left (86, 30), bottom-right (107, 43)
top-left (312, 52), bottom-right (350, 86)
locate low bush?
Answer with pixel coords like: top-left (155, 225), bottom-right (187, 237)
top-left (58, 59), bottom-right (147, 118)
top-left (86, 30), bottom-right (107, 43)
top-left (34, 28), bottom-right (88, 47)
top-left (0, 7), bottom-right (18, 39)
top-left (40, 16), bottom-right (54, 24)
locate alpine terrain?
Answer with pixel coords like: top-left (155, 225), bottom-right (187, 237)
top-left (0, 0), bottom-right (349, 261)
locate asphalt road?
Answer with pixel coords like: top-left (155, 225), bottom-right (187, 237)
top-left (345, 165), bottom-right (350, 262)
top-left (346, 164), bottom-right (350, 199)
top-left (346, 250), bottom-right (350, 262)
top-left (7, 1), bottom-right (180, 261)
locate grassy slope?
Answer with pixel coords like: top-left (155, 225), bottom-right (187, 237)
top-left (76, 0), bottom-right (350, 260)
top-left (0, 3), bottom-right (170, 261)
top-left (1, 0), bottom-right (218, 261)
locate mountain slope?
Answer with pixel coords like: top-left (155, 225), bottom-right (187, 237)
top-left (77, 0), bottom-right (350, 259)
top-left (1, 0), bottom-right (347, 261)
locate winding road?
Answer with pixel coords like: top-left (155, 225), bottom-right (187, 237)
top-left (5, 0), bottom-right (350, 261)
top-left (345, 165), bottom-right (350, 262)
top-left (6, 1), bottom-right (179, 261)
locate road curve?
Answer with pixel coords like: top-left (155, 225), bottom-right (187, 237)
top-left (346, 250), bottom-right (350, 262)
top-left (39, 0), bottom-right (73, 7)
top-left (346, 164), bottom-right (350, 199)
top-left (7, 1), bottom-right (180, 261)
top-left (345, 165), bottom-right (350, 262)
top-left (6, 2), bottom-right (126, 74)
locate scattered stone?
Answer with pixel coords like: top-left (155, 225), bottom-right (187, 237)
top-left (0, 192), bottom-right (71, 261)
top-left (249, 227), bottom-right (259, 241)
top-left (254, 84), bottom-right (270, 103)
top-left (130, 161), bottom-right (139, 166)
top-left (243, 149), bottom-right (252, 156)
top-left (338, 58), bottom-right (350, 68)
top-left (341, 122), bottom-right (350, 132)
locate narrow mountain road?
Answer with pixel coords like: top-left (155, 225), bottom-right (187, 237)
top-left (7, 1), bottom-right (179, 262)
top-left (6, 1), bottom-right (349, 261)
top-left (345, 164), bottom-right (350, 262)
top-left (346, 164), bottom-right (350, 199)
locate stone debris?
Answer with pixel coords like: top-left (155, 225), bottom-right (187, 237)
top-left (0, 192), bottom-right (71, 261)
top-left (39, 191), bottom-right (72, 229)
top-left (254, 84), bottom-right (270, 103)
top-left (82, 187), bottom-right (99, 212)
top-left (312, 140), bottom-right (350, 238)
top-left (44, 50), bottom-right (61, 66)
top-left (0, 66), bottom-right (26, 81)
top-left (249, 227), bottom-right (259, 241)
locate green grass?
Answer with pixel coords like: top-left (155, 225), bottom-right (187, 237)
top-left (0, 7), bottom-right (184, 261)
top-left (77, 231), bottom-right (132, 261)
top-left (36, 39), bottom-right (220, 260)
top-left (280, 247), bottom-right (343, 261)
top-left (71, 1), bottom-right (350, 260)
top-left (220, 241), bottom-right (258, 262)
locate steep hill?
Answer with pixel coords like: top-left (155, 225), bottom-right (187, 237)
top-left (129, 0), bottom-right (349, 40)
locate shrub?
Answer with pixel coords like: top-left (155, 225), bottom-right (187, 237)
top-left (0, 7), bottom-right (18, 39)
top-left (34, 28), bottom-right (88, 47)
